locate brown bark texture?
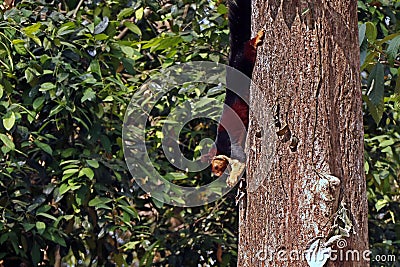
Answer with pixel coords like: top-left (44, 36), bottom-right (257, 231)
top-left (238, 1), bottom-right (369, 266)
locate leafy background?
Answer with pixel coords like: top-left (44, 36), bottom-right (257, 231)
top-left (0, 0), bottom-right (399, 266)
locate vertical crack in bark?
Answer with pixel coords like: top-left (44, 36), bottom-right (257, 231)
top-left (311, 27), bottom-right (323, 164)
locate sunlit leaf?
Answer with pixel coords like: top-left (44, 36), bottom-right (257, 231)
top-left (40, 82), bottom-right (56, 92)
top-left (79, 168), bottom-right (94, 180)
top-left (124, 21), bottom-right (142, 36)
top-left (86, 159), bottom-right (99, 168)
top-left (375, 199), bottom-right (388, 211)
top-left (12, 39), bottom-right (27, 55)
top-left (3, 111), bottom-right (15, 131)
top-left (33, 96), bottom-right (45, 110)
top-left (81, 88), bottom-right (96, 103)
top-left (36, 221), bottom-right (46, 235)
top-left (135, 7), bottom-right (144, 20)
top-left (0, 133), bottom-right (14, 150)
top-left (23, 22), bottom-right (41, 35)
top-left (117, 8), bottom-right (135, 20)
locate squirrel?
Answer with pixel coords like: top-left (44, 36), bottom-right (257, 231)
top-left (203, 0), bottom-right (264, 183)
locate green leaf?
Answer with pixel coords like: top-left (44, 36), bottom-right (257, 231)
top-left (360, 51), bottom-right (378, 71)
top-left (0, 133), bottom-right (14, 150)
top-left (358, 23), bottom-right (366, 47)
top-left (0, 84), bottom-right (3, 99)
top-left (122, 58), bottom-right (136, 75)
top-left (57, 22), bottom-right (75, 36)
top-left (145, 36), bottom-right (183, 52)
top-left (57, 72), bottom-right (69, 83)
top-left (76, 186), bottom-right (88, 206)
top-left (170, 196), bottom-right (186, 205)
top-left (135, 7), bottom-right (144, 20)
top-left (375, 199), bottom-right (388, 211)
top-left (160, 36), bottom-right (182, 51)
top-left (79, 168), bottom-right (94, 180)
top-left (94, 34), bottom-right (109, 40)
top-left (217, 4), bottom-right (228, 15)
top-left (61, 160), bottom-right (80, 166)
top-left (367, 63), bottom-right (385, 106)
top-left (25, 68), bottom-right (36, 83)
top-left (89, 60), bottom-right (101, 77)
top-left (124, 21), bottom-right (142, 36)
top-left (117, 8), bottom-right (135, 20)
top-left (40, 82), bottom-right (56, 91)
top-left (33, 96), bottom-right (45, 110)
top-left (49, 105), bottom-right (64, 117)
top-left (100, 135), bottom-right (112, 152)
top-left (34, 140), bottom-right (53, 155)
top-left (12, 39), bottom-right (27, 55)
top-left (36, 221), bottom-right (46, 235)
top-left (364, 160), bottom-right (369, 173)
top-left (37, 212), bottom-right (57, 221)
top-left (118, 205), bottom-right (139, 220)
top-left (0, 233), bottom-right (8, 245)
top-left (379, 139), bottom-right (394, 148)
top-left (59, 184), bottom-right (70, 195)
top-left (23, 22), bottom-right (41, 35)
top-left (22, 223), bottom-right (35, 232)
top-left (365, 22), bottom-right (377, 43)
top-left (387, 35), bottom-right (400, 61)
top-left (86, 159), bottom-right (99, 168)
top-left (121, 46), bottom-right (135, 57)
top-left (209, 54), bottom-right (220, 62)
top-left (81, 88), bottom-right (96, 103)
top-left (42, 229), bottom-right (66, 247)
top-left (23, 23), bottom-right (42, 46)
top-left (359, 39), bottom-right (368, 67)
top-left (88, 197), bottom-right (112, 207)
top-left (164, 172), bottom-right (188, 181)
top-left (376, 33), bottom-right (400, 46)
top-left (395, 68), bottom-right (400, 95)
top-left (358, 0), bottom-right (367, 10)
top-left (31, 241), bottom-right (41, 266)
top-left (363, 95), bottom-right (384, 125)
top-left (3, 111), bottom-right (15, 131)
top-left (62, 168), bottom-right (79, 180)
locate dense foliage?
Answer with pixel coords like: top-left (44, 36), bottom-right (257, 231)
top-left (0, 0), bottom-right (398, 266)
top-left (358, 1), bottom-right (400, 264)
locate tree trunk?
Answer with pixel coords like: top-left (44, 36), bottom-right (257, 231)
top-left (238, 1), bottom-right (369, 266)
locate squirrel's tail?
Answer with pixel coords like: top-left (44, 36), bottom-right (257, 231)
top-left (227, 0), bottom-right (251, 66)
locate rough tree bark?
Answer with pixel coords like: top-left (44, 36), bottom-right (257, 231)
top-left (238, 1), bottom-right (369, 266)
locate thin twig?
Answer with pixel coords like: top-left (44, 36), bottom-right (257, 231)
top-left (72, 0), bottom-right (85, 18)
top-left (115, 27), bottom-right (129, 40)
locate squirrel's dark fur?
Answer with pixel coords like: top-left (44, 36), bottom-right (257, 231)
top-left (228, 0), bottom-right (252, 76)
top-left (212, 0), bottom-right (261, 165)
